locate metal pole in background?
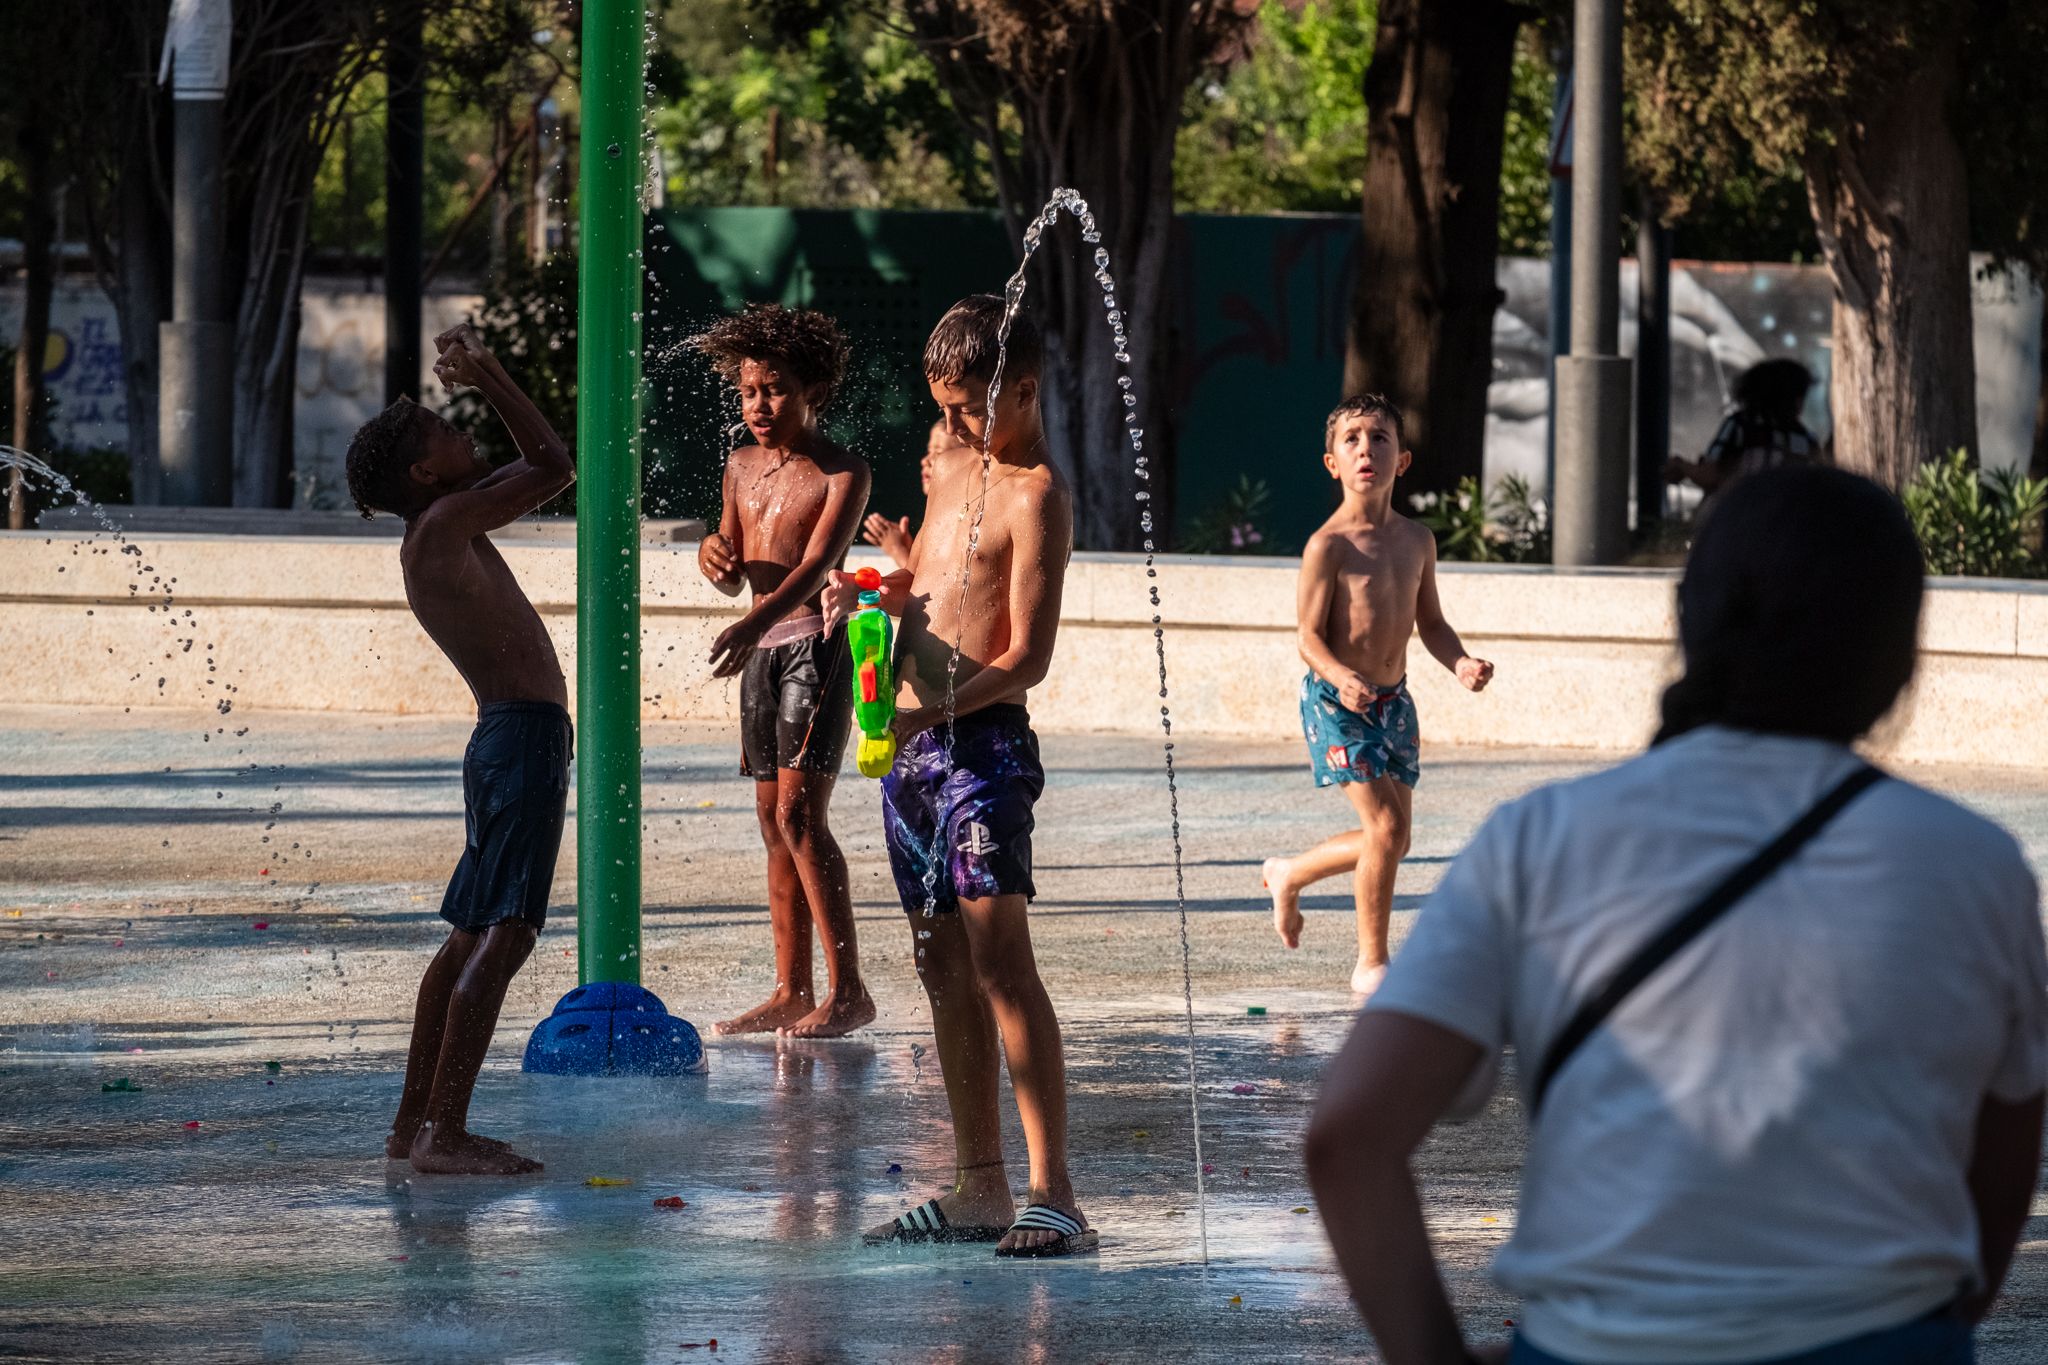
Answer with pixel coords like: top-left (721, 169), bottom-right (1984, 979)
top-left (577, 0), bottom-right (645, 988)
top-left (1552, 0), bottom-right (1631, 565)
top-left (524, 0), bottom-right (697, 1076)
top-left (157, 0), bottom-right (234, 507)
top-left (383, 1), bottom-right (425, 406)
top-left (1635, 193), bottom-right (1672, 532)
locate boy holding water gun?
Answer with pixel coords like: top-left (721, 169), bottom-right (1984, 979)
top-left (825, 296), bottom-right (1094, 1258)
top-left (694, 304), bottom-right (876, 1040)
top-left (1262, 395), bottom-right (1493, 997)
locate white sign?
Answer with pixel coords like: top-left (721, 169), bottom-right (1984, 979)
top-left (158, 0), bottom-right (232, 100)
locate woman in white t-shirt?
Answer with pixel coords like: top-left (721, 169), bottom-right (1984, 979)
top-left (1306, 466), bottom-right (2046, 1365)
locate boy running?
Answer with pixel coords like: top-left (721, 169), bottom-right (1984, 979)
top-left (1261, 395), bottom-right (1493, 997)
top-left (345, 323), bottom-right (572, 1175)
top-left (694, 304), bottom-right (876, 1039)
top-left (827, 296), bottom-right (1094, 1257)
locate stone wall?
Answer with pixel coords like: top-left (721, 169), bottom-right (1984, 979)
top-left (2, 532), bottom-right (2045, 768)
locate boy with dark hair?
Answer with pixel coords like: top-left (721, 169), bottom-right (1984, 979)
top-left (693, 303), bottom-right (876, 1039)
top-left (1260, 393), bottom-right (1493, 997)
top-left (828, 294), bottom-right (1094, 1257)
top-left (345, 323), bottom-right (572, 1176)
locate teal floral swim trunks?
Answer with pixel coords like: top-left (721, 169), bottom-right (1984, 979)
top-left (1299, 673), bottom-right (1420, 788)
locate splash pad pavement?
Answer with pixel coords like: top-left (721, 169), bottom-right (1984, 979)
top-left (5, 703), bottom-right (2048, 1362)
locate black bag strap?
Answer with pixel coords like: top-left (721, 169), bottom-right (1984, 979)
top-left (1530, 763), bottom-right (1886, 1115)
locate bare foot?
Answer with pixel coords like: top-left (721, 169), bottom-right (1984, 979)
top-left (389, 1127), bottom-right (516, 1160)
top-left (863, 1184), bottom-right (1015, 1243)
top-left (779, 989), bottom-right (877, 1040)
top-left (715, 991), bottom-right (816, 1036)
top-left (1351, 962), bottom-right (1387, 998)
top-left (1263, 857), bottom-right (1303, 949)
top-left (409, 1123), bottom-right (543, 1176)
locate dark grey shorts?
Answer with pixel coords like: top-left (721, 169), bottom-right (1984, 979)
top-left (440, 701), bottom-right (571, 934)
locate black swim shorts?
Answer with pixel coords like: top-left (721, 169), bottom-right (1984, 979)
top-left (739, 625), bottom-right (854, 779)
top-left (440, 700), bottom-right (572, 934)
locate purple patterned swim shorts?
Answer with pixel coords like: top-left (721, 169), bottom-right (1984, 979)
top-left (881, 703), bottom-right (1044, 915)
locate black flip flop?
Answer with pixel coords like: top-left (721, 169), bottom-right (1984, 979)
top-left (864, 1197), bottom-right (1006, 1246)
top-left (995, 1204), bottom-right (1099, 1258)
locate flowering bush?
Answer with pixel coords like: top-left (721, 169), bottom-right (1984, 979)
top-left (1410, 474), bottom-right (1550, 563)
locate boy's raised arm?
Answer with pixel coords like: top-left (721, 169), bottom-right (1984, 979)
top-left (1414, 538), bottom-right (1493, 692)
top-left (709, 460), bottom-right (873, 678)
top-left (416, 327), bottom-right (574, 542)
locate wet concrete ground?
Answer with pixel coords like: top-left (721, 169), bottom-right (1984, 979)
top-left (3, 704), bottom-right (2048, 1363)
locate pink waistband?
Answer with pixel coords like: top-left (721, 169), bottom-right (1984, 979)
top-left (759, 614), bottom-right (825, 650)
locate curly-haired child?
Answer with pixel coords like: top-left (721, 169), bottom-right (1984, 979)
top-left (694, 303), bottom-right (877, 1038)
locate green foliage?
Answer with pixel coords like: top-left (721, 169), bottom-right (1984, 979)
top-left (1497, 36), bottom-right (1557, 257)
top-left (1623, 0), bottom-right (1947, 218)
top-left (310, 72), bottom-right (491, 263)
top-left (1181, 474), bottom-right (1282, 554)
top-left (652, 0), bottom-right (991, 208)
top-left (1901, 450), bottom-right (2048, 579)
top-left (1176, 0), bottom-right (1376, 215)
top-left (1410, 474), bottom-right (1550, 563)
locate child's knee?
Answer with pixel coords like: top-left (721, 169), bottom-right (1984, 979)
top-left (774, 795), bottom-right (819, 848)
top-left (1361, 803), bottom-right (1408, 852)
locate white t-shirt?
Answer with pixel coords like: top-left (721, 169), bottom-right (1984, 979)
top-left (1370, 726), bottom-right (2048, 1365)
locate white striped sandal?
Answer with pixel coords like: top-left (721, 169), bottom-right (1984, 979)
top-left (863, 1197), bottom-right (1006, 1246)
top-left (995, 1204), bottom-right (1099, 1258)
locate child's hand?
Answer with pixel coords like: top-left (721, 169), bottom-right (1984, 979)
top-left (708, 615), bottom-right (765, 679)
top-left (892, 705), bottom-right (937, 744)
top-left (698, 531), bottom-right (741, 586)
top-left (431, 323), bottom-right (499, 392)
top-left (1457, 656), bottom-right (1494, 692)
top-left (1335, 673), bottom-right (1381, 715)
top-left (821, 569), bottom-right (863, 632)
top-left (862, 512), bottom-right (913, 566)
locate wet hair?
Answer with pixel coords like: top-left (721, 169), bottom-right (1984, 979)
top-left (924, 294), bottom-right (1042, 385)
top-left (1326, 393), bottom-right (1404, 449)
top-left (1732, 358), bottom-right (1814, 425)
top-left (692, 304), bottom-right (850, 409)
top-left (1655, 465), bottom-right (1922, 746)
top-left (345, 398), bottom-right (433, 520)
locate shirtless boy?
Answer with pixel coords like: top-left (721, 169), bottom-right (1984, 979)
top-left (827, 296), bottom-right (1094, 1257)
top-left (862, 418), bottom-right (964, 570)
top-left (695, 304), bottom-right (876, 1039)
top-left (1261, 394), bottom-right (1493, 997)
top-left (345, 323), bottom-right (572, 1175)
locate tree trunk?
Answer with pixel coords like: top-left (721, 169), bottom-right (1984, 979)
top-left (113, 115), bottom-right (171, 505)
top-left (231, 136), bottom-right (318, 506)
top-left (9, 120), bottom-right (54, 528)
top-left (1013, 48), bottom-right (1183, 550)
top-left (907, 1), bottom-right (1212, 551)
top-left (1344, 0), bottom-right (1524, 499)
top-left (1804, 29), bottom-right (1976, 489)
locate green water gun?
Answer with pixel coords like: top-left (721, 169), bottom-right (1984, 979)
top-left (847, 566), bottom-right (898, 778)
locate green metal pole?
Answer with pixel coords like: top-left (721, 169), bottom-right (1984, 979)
top-left (576, 0), bottom-right (644, 986)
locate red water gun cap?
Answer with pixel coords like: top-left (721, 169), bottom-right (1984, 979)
top-left (854, 566), bottom-right (882, 591)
